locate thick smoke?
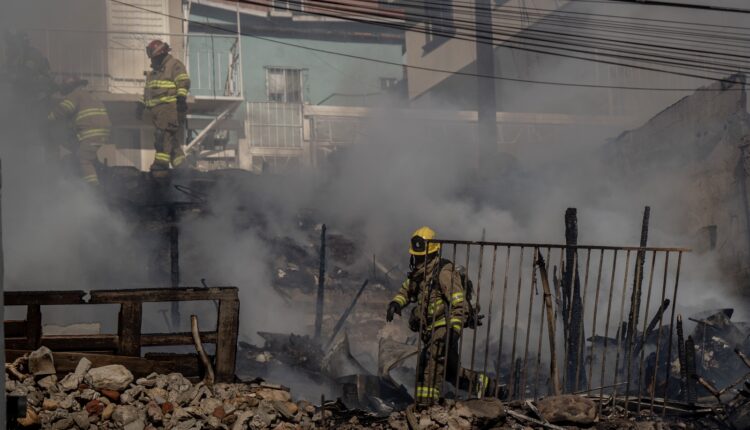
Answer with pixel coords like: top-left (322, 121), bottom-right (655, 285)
top-left (1, 0), bottom-right (749, 402)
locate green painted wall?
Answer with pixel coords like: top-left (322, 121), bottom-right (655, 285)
top-left (188, 7), bottom-right (403, 106)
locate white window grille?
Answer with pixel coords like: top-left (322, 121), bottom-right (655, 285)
top-left (265, 67), bottom-right (304, 103)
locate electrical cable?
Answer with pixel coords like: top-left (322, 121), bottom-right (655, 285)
top-left (237, 0), bottom-right (748, 78)
top-left (110, 0), bottom-right (747, 91)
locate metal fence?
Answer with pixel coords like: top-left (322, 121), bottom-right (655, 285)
top-left (246, 102), bottom-right (304, 148)
top-left (413, 239), bottom-right (689, 414)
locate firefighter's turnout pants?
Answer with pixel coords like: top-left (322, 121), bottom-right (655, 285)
top-left (416, 327), bottom-right (489, 405)
top-left (149, 103), bottom-right (186, 169)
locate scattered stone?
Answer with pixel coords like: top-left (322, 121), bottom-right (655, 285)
top-left (100, 388), bottom-right (120, 402)
top-left (146, 402), bottom-right (164, 422)
top-left (72, 411), bottom-right (89, 429)
top-left (87, 365), bottom-right (133, 391)
top-left (536, 394), bottom-right (597, 426)
top-left (17, 407), bottom-right (40, 427)
top-left (112, 405), bottom-right (140, 426)
top-left (28, 346), bottom-right (56, 376)
top-left (272, 400), bottom-right (298, 420)
top-left (161, 402), bottom-right (175, 415)
top-left (256, 387), bottom-right (291, 402)
top-left (102, 403), bottom-right (115, 421)
top-left (85, 399), bottom-right (104, 415)
top-left (43, 398), bottom-right (60, 411)
top-left (37, 374), bottom-right (58, 390)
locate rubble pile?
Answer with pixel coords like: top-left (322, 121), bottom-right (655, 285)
top-left (6, 349), bottom-right (328, 429)
top-left (9, 346), bottom-right (749, 429)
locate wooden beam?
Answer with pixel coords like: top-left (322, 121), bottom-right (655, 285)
top-left (5, 350), bottom-right (202, 378)
top-left (141, 332), bottom-right (218, 346)
top-left (118, 303), bottom-right (142, 356)
top-left (88, 287), bottom-right (238, 303)
top-left (26, 305), bottom-right (42, 349)
top-left (4, 320), bottom-right (26, 338)
top-left (215, 297), bottom-right (240, 382)
top-left (6, 335), bottom-right (119, 352)
top-left (5, 291), bottom-right (86, 306)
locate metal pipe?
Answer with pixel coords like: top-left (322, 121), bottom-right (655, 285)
top-left (425, 239), bottom-right (689, 253)
top-left (662, 251), bottom-right (683, 415)
top-left (574, 249), bottom-right (592, 393)
top-left (635, 251), bottom-right (658, 413)
top-left (612, 251), bottom-right (632, 406)
top-left (598, 249), bottom-right (620, 415)
top-left (508, 247), bottom-right (525, 399)
top-left (536, 251), bottom-right (561, 396)
top-left (649, 252), bottom-right (670, 411)
top-left (493, 246), bottom-right (511, 398)
top-left (520, 248), bottom-right (539, 398)
top-left (481, 246), bottom-right (498, 385)
top-left (468, 245), bottom-right (485, 397)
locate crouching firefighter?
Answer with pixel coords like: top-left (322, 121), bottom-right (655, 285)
top-left (386, 226), bottom-right (491, 405)
top-left (48, 76), bottom-right (111, 185)
top-left (136, 39), bottom-right (190, 173)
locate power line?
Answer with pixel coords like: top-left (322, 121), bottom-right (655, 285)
top-left (278, 0), bottom-right (750, 74)
top-left (237, 0), bottom-right (748, 78)
top-left (110, 0), bottom-right (746, 91)
top-left (569, 0), bottom-right (750, 14)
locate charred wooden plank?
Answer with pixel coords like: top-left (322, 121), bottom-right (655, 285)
top-left (4, 320), bottom-right (27, 338)
top-left (215, 297), bottom-right (240, 382)
top-left (26, 305), bottom-right (42, 349)
top-left (5, 335), bottom-right (119, 351)
top-left (118, 303), bottom-right (142, 356)
top-left (4, 291), bottom-right (86, 306)
top-left (88, 287), bottom-right (238, 303)
top-left (5, 350), bottom-right (202, 378)
top-left (141, 332), bottom-right (218, 346)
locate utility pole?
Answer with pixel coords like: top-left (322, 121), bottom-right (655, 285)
top-left (475, 0), bottom-right (498, 174)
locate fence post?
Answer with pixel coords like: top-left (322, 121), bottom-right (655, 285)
top-left (118, 302), bottom-right (142, 356)
top-left (215, 291), bottom-right (240, 382)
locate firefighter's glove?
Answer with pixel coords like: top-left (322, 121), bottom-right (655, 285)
top-left (386, 301), bottom-right (401, 322)
top-left (177, 96), bottom-right (188, 114)
top-left (135, 102), bottom-right (145, 120)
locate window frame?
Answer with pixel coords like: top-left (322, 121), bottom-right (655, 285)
top-left (265, 66), bottom-right (306, 103)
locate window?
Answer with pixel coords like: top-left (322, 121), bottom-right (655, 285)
top-left (424, 0), bottom-right (454, 51)
top-left (266, 67), bottom-right (304, 103)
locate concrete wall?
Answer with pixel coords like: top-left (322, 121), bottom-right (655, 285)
top-left (607, 78), bottom-right (750, 292)
top-left (405, 0), bottom-right (569, 100)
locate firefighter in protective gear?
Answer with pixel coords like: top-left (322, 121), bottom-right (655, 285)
top-left (48, 76), bottom-right (111, 185)
top-left (386, 226), bottom-right (490, 405)
top-left (137, 40), bottom-right (189, 171)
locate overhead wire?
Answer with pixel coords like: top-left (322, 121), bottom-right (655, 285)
top-left (283, 0), bottom-right (750, 67)
top-left (238, 0), bottom-right (750, 78)
top-left (109, 0), bottom-right (747, 91)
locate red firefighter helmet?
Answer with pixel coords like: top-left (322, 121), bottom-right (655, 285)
top-left (146, 39), bottom-right (170, 58)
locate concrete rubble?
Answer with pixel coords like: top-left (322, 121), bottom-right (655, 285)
top-left (8, 347), bottom-right (749, 429)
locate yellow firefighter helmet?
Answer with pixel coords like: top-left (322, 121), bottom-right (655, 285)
top-left (409, 226), bottom-right (441, 256)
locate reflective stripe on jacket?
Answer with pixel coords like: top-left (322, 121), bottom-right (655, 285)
top-left (391, 257), bottom-right (468, 336)
top-left (143, 54), bottom-right (190, 108)
top-left (48, 86), bottom-right (111, 142)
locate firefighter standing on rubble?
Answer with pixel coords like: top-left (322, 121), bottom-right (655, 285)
top-left (136, 40), bottom-right (189, 172)
top-left (47, 76), bottom-right (111, 185)
top-left (386, 226), bottom-right (490, 405)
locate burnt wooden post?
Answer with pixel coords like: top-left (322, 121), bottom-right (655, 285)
top-left (626, 207), bottom-right (650, 350)
top-left (314, 224), bottom-right (326, 341)
top-left (563, 208), bottom-right (586, 392)
top-left (117, 302), bottom-right (143, 356)
top-left (168, 205), bottom-right (180, 328)
top-left (26, 304), bottom-right (42, 350)
top-left (215, 289), bottom-right (240, 382)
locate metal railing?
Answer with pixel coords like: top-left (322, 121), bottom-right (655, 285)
top-left (412, 239), bottom-right (689, 413)
top-left (246, 102), bottom-right (304, 148)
